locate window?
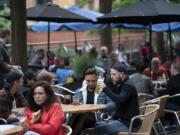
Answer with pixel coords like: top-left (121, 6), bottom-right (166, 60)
top-left (36, 0), bottom-right (52, 5)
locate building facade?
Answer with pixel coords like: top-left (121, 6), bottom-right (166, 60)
top-left (26, 0), bottom-right (99, 10)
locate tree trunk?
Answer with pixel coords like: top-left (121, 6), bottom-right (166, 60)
top-left (10, 0), bottom-right (27, 71)
top-left (155, 32), bottom-right (166, 61)
top-left (99, 0), bottom-right (113, 52)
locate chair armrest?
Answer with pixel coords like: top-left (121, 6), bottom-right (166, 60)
top-left (128, 105), bottom-right (159, 135)
top-left (62, 124), bottom-right (72, 135)
top-left (0, 118), bottom-right (7, 124)
top-left (116, 132), bottom-right (148, 135)
top-left (55, 92), bottom-right (65, 98)
top-left (164, 109), bottom-right (180, 114)
top-left (100, 113), bottom-right (112, 121)
top-left (55, 85), bottom-right (76, 94)
top-left (170, 93), bottom-right (180, 98)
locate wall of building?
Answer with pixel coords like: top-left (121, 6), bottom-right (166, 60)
top-left (53, 0), bottom-right (76, 8)
top-left (26, 0), bottom-right (99, 10)
top-left (26, 0), bottom-right (36, 8)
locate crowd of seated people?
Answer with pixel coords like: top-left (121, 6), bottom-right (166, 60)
top-left (1, 36), bottom-right (180, 135)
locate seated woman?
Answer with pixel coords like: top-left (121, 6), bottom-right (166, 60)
top-left (21, 81), bottom-right (64, 135)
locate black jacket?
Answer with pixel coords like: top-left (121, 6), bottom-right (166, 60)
top-left (103, 77), bottom-right (139, 127)
top-left (166, 74), bottom-right (180, 106)
top-left (0, 42), bottom-right (10, 82)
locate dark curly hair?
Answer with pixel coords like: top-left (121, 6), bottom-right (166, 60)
top-left (27, 81), bottom-right (58, 111)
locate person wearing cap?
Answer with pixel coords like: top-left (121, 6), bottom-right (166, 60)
top-left (0, 29), bottom-right (21, 89)
top-left (0, 70), bottom-right (27, 123)
top-left (94, 63), bottom-right (139, 135)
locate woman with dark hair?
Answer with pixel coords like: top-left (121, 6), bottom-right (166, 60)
top-left (21, 81), bottom-right (64, 135)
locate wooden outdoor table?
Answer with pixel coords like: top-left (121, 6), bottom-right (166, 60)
top-left (62, 104), bottom-right (107, 135)
top-left (62, 104), bottom-right (107, 113)
top-left (12, 104), bottom-right (107, 114)
top-left (0, 125), bottom-right (23, 135)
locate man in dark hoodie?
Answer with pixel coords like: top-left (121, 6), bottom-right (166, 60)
top-left (94, 63), bottom-right (139, 135)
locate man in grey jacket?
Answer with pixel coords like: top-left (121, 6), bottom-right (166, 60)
top-left (130, 60), bottom-right (155, 95)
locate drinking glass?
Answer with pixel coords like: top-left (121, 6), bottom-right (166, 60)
top-left (72, 96), bottom-right (80, 105)
top-left (64, 95), bottom-right (72, 104)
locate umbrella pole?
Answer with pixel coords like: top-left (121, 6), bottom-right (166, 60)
top-left (168, 23), bottom-right (173, 58)
top-left (74, 31), bottom-right (78, 53)
top-left (47, 21), bottom-right (50, 67)
top-left (149, 23), bottom-right (153, 60)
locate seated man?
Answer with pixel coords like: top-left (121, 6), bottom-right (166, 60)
top-left (130, 60), bottom-right (155, 95)
top-left (20, 71), bottom-right (36, 99)
top-left (72, 67), bottom-right (115, 131)
top-left (0, 70), bottom-right (27, 123)
top-left (94, 63), bottom-right (140, 135)
top-left (163, 60), bottom-right (180, 130)
top-left (144, 57), bottom-right (169, 81)
top-left (166, 60), bottom-right (180, 110)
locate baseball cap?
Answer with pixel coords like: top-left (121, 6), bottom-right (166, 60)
top-left (4, 70), bottom-right (23, 89)
top-left (111, 62), bottom-right (127, 73)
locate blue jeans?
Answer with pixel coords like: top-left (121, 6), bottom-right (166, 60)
top-left (94, 120), bottom-right (128, 135)
top-left (165, 102), bottom-right (180, 111)
top-left (24, 131), bottom-right (40, 135)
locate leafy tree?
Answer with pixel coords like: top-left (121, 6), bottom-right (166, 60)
top-left (113, 0), bottom-right (138, 9)
top-left (170, 0), bottom-right (180, 3)
top-left (0, 6), bottom-right (10, 29)
top-left (113, 0), bottom-right (180, 9)
top-left (76, 0), bottom-right (94, 7)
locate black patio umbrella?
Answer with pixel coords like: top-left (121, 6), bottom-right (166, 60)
top-left (2, 3), bottom-right (93, 66)
top-left (98, 0), bottom-right (180, 58)
top-left (26, 3), bottom-right (92, 54)
top-left (27, 3), bottom-right (92, 23)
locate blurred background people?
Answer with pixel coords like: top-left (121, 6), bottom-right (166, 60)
top-left (46, 51), bottom-right (55, 67)
top-left (130, 60), bottom-right (155, 95)
top-left (30, 49), bottom-right (45, 67)
top-left (144, 57), bottom-right (169, 81)
top-left (49, 56), bottom-right (64, 73)
top-left (96, 46), bottom-right (111, 71)
top-left (56, 57), bottom-right (75, 85)
top-left (20, 71), bottom-right (36, 99)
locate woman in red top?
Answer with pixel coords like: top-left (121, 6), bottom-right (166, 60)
top-left (22, 81), bottom-right (64, 135)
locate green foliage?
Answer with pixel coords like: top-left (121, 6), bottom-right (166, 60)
top-left (0, 6), bottom-right (10, 29)
top-left (113, 0), bottom-right (139, 9)
top-left (76, 0), bottom-right (94, 7)
top-left (112, 0), bottom-right (180, 9)
top-left (72, 53), bottom-right (96, 77)
top-left (170, 0), bottom-right (180, 3)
